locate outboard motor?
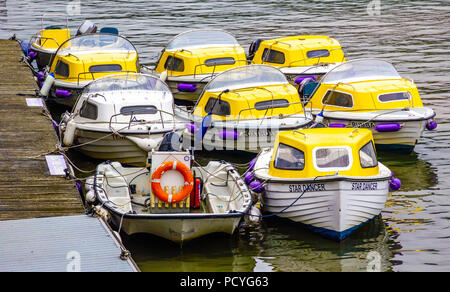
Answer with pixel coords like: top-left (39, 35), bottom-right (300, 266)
top-left (76, 20), bottom-right (98, 36)
top-left (297, 77), bottom-right (318, 104)
top-left (248, 38), bottom-right (264, 60)
top-left (158, 132), bottom-right (183, 152)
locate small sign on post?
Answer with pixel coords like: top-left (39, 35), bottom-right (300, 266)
top-left (26, 98), bottom-right (44, 107)
top-left (45, 155), bottom-right (68, 176)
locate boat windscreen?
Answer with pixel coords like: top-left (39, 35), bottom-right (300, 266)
top-left (83, 74), bottom-right (171, 95)
top-left (322, 59), bottom-right (401, 84)
top-left (204, 65), bottom-right (288, 92)
top-left (166, 30), bottom-right (239, 51)
top-left (57, 34), bottom-right (136, 55)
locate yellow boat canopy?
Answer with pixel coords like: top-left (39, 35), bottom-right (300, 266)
top-left (32, 14), bottom-right (71, 50)
top-left (50, 34), bottom-right (140, 83)
top-left (155, 29), bottom-right (247, 77)
top-left (192, 65), bottom-right (305, 120)
top-left (34, 28), bottom-right (71, 50)
top-left (306, 59), bottom-right (424, 111)
top-left (268, 128), bottom-right (380, 178)
top-left (250, 35), bottom-right (345, 68)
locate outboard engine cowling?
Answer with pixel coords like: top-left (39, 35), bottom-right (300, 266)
top-left (76, 20), bottom-right (98, 36)
top-left (248, 38), bottom-right (264, 60)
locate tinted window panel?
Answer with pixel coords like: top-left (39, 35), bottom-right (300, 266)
top-left (79, 102), bottom-right (98, 120)
top-left (274, 143), bottom-right (305, 170)
top-left (204, 98), bottom-right (231, 116)
top-left (205, 57), bottom-right (236, 67)
top-left (89, 64), bottom-right (122, 73)
top-left (262, 48), bottom-right (285, 64)
top-left (307, 49), bottom-right (330, 58)
top-left (55, 61), bottom-right (69, 77)
top-left (120, 106), bottom-right (158, 115)
top-left (322, 90), bottom-right (353, 108)
top-left (378, 92), bottom-right (411, 102)
top-left (164, 56), bottom-right (184, 72)
top-left (255, 99), bottom-right (290, 110)
top-left (315, 147), bottom-right (350, 168)
top-left (359, 141), bottom-right (378, 168)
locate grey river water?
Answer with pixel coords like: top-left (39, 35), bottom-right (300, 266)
top-left (0, 0), bottom-right (449, 272)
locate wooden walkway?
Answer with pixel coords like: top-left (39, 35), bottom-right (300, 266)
top-left (0, 39), bottom-right (84, 221)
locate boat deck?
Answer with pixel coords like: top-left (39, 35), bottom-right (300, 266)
top-left (0, 39), bottom-right (84, 220)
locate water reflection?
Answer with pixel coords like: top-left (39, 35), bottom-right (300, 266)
top-left (124, 215), bottom-right (396, 272)
top-left (123, 232), bottom-right (255, 272)
top-left (243, 216), bottom-right (395, 272)
top-left (379, 151), bottom-right (438, 193)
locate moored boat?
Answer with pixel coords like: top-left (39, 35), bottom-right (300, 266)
top-left (146, 29), bottom-right (248, 103)
top-left (28, 14), bottom-right (72, 71)
top-left (250, 128), bottom-right (401, 241)
top-left (39, 33), bottom-right (140, 107)
top-left (299, 58), bottom-right (436, 152)
top-left (176, 64), bottom-right (314, 152)
top-left (85, 149), bottom-right (253, 244)
top-left (248, 35), bottom-right (346, 86)
top-left (60, 73), bottom-right (185, 166)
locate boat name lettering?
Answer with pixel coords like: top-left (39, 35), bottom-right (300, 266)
top-left (349, 121), bottom-right (376, 129)
top-left (352, 182), bottom-right (378, 191)
top-left (244, 129), bottom-right (272, 137)
top-left (289, 184), bottom-right (326, 192)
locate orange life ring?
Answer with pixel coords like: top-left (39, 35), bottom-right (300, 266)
top-left (151, 161), bottom-right (194, 203)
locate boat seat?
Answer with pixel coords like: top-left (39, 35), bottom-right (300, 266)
top-left (100, 27), bottom-right (119, 35)
top-left (204, 184), bottom-right (230, 214)
top-left (103, 170), bottom-right (133, 213)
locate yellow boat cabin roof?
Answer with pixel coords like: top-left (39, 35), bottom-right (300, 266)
top-left (32, 14), bottom-right (71, 50)
top-left (32, 28), bottom-right (71, 50)
top-left (250, 35), bottom-right (345, 67)
top-left (305, 59), bottom-right (424, 111)
top-left (269, 128), bottom-right (380, 178)
top-left (155, 29), bottom-right (247, 76)
top-left (50, 34), bottom-right (140, 82)
top-left (193, 65), bottom-right (305, 120)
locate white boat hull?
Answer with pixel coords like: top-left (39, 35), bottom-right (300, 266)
top-left (110, 213), bottom-right (241, 243)
top-left (182, 119), bottom-right (313, 153)
top-left (74, 129), bottom-right (179, 166)
top-left (315, 107), bottom-right (436, 152)
top-left (262, 179), bottom-right (390, 241)
top-left (327, 118), bottom-right (426, 152)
